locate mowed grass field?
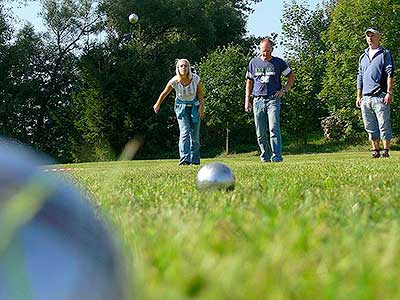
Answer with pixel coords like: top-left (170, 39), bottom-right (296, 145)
top-left (59, 151), bottom-right (400, 300)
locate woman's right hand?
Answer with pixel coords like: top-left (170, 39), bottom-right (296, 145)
top-left (153, 103), bottom-right (160, 113)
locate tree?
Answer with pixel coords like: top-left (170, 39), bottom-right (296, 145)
top-left (1, 26), bottom-right (45, 142)
top-left (36, 0), bottom-right (103, 160)
top-left (0, 0), bottom-right (104, 162)
top-left (280, 0), bottom-right (331, 144)
top-left (199, 44), bottom-right (251, 154)
top-left (40, 0), bottom-right (103, 58)
top-left (72, 83), bottom-right (114, 161)
top-left (0, 4), bottom-right (13, 139)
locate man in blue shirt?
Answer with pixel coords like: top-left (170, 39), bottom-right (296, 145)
top-left (356, 28), bottom-right (395, 158)
top-left (245, 38), bottom-right (295, 162)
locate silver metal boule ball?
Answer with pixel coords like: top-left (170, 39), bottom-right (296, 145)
top-left (196, 162), bottom-right (235, 191)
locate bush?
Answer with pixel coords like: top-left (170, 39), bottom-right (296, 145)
top-left (321, 108), bottom-right (364, 142)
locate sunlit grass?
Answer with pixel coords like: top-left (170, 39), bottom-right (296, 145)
top-left (61, 151), bottom-right (400, 300)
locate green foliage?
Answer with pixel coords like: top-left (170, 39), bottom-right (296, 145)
top-left (0, 4), bottom-right (11, 45)
top-left (281, 1), bottom-right (331, 144)
top-left (103, 0), bottom-right (258, 59)
top-left (199, 44), bottom-right (251, 152)
top-left (0, 0), bottom-right (105, 162)
top-left (0, 24), bottom-right (75, 161)
top-left (72, 85), bottom-right (115, 161)
top-left (40, 0), bottom-right (102, 54)
top-left (281, 0), bottom-right (312, 58)
top-left (61, 152), bottom-right (400, 300)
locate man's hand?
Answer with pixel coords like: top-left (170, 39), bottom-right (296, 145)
top-left (356, 97), bottom-right (362, 108)
top-left (245, 99), bottom-right (252, 112)
top-left (275, 90), bottom-right (286, 98)
top-left (245, 79), bottom-right (253, 112)
top-left (384, 93), bottom-right (392, 105)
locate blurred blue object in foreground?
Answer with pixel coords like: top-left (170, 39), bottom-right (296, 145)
top-left (0, 138), bottom-right (129, 300)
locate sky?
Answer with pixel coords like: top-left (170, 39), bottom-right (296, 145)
top-left (10, 0), bottom-right (322, 57)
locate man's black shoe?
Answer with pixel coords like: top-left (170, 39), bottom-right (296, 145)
top-left (382, 149), bottom-right (390, 158)
top-left (371, 149), bottom-right (380, 158)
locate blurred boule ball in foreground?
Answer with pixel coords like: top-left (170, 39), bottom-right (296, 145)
top-left (196, 162), bottom-right (235, 191)
top-left (0, 138), bottom-right (129, 300)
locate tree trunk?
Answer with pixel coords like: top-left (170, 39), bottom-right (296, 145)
top-left (225, 126), bottom-right (230, 154)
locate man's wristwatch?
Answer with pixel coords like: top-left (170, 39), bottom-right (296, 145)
top-left (281, 88), bottom-right (288, 93)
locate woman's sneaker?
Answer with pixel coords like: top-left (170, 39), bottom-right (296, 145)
top-left (371, 149), bottom-right (380, 158)
top-left (382, 149), bottom-right (390, 158)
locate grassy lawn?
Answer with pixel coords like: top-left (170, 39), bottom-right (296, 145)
top-left (60, 151), bottom-right (400, 300)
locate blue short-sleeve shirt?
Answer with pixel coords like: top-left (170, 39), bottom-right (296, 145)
top-left (246, 56), bottom-right (292, 97)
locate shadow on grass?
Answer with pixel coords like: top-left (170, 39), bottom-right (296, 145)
top-left (208, 137), bottom-right (372, 158)
top-left (284, 140), bottom-right (356, 155)
top-left (200, 141), bottom-right (357, 159)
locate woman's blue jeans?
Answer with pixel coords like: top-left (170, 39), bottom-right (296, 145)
top-left (176, 106), bottom-right (200, 164)
top-left (253, 96), bottom-right (283, 162)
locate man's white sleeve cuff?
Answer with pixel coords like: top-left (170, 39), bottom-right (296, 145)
top-left (246, 71), bottom-right (253, 79)
top-left (282, 67), bottom-right (292, 77)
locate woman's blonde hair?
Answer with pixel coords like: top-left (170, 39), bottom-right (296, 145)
top-left (175, 59), bottom-right (192, 80)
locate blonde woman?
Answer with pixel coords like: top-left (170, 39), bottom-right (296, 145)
top-left (154, 59), bottom-right (204, 165)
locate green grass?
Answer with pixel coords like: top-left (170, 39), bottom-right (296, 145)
top-left (57, 151), bottom-right (400, 300)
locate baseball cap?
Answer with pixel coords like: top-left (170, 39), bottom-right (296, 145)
top-left (365, 27), bottom-right (380, 35)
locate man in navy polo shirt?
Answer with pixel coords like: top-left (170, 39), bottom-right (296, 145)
top-left (356, 27), bottom-right (395, 158)
top-left (245, 38), bottom-right (295, 163)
